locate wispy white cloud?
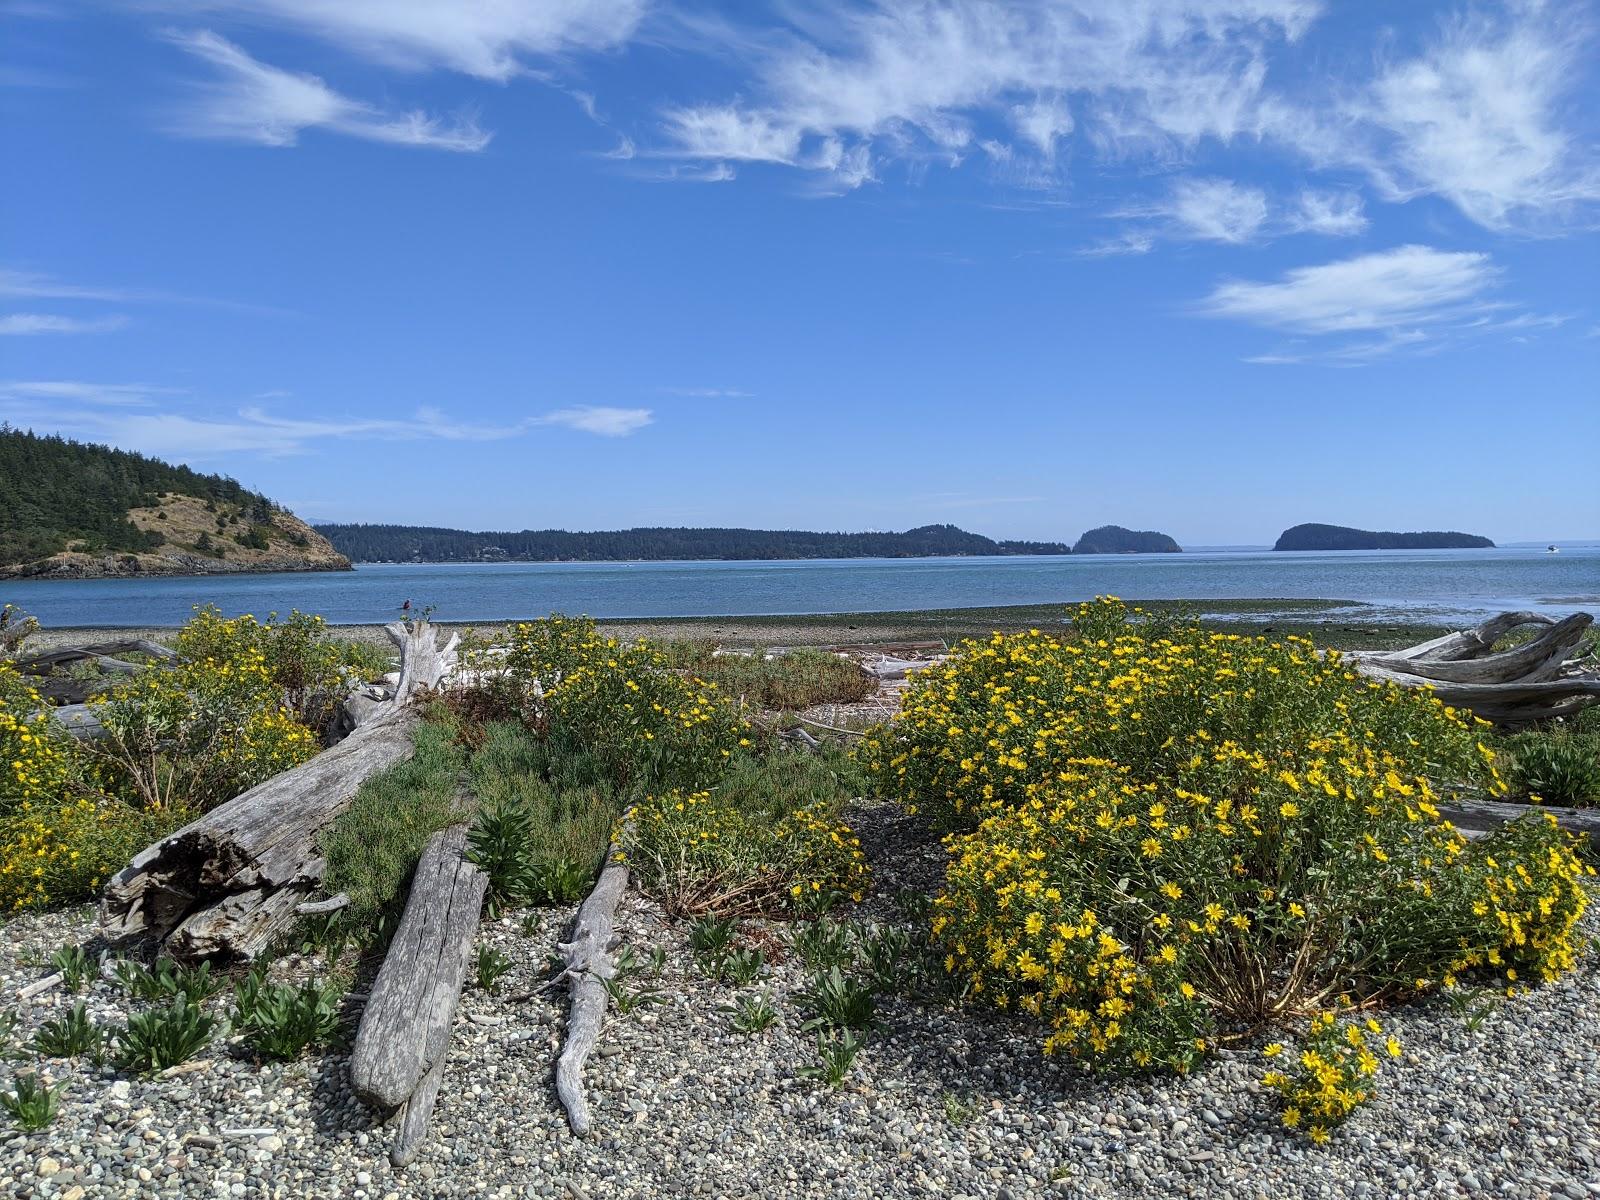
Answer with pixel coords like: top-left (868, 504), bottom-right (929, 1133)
top-left (167, 31), bottom-right (490, 151)
top-left (660, 2), bottom-right (1321, 189)
top-left (0, 266), bottom-right (291, 316)
top-left (0, 384), bottom-right (653, 456)
top-left (1286, 188), bottom-right (1367, 236)
top-left (0, 313), bottom-right (129, 335)
top-left (540, 406), bottom-right (652, 436)
top-left (647, 2), bottom-right (1598, 234)
top-left (661, 387), bottom-right (753, 398)
top-left (1354, 10), bottom-right (1600, 231)
top-left (1091, 177), bottom-right (1364, 253)
top-left (154, 0), bottom-right (648, 81)
top-left (0, 380), bottom-right (178, 405)
top-left (1198, 245), bottom-right (1499, 336)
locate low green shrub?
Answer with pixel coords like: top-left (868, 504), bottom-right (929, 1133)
top-left (32, 1003), bottom-right (102, 1058)
top-left (474, 944), bottom-right (512, 994)
top-left (796, 966), bottom-right (876, 1032)
top-left (114, 997), bottom-right (216, 1073)
top-left (625, 783), bottom-right (868, 918)
top-left (0, 1072), bottom-right (63, 1131)
top-left (658, 642), bottom-right (875, 710)
top-left (799, 1028), bottom-right (864, 1088)
top-left (1505, 730), bottom-right (1600, 807)
top-left (113, 958), bottom-right (224, 1006)
top-left (231, 971), bottom-right (342, 1061)
top-left (320, 716), bottom-right (471, 941)
top-left (49, 946), bottom-right (93, 993)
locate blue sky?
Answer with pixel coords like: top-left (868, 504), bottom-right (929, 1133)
top-left (2, 0), bottom-right (1597, 545)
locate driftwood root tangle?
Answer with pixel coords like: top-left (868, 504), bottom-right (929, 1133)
top-left (1347, 610), bottom-right (1598, 728)
top-left (555, 838), bottom-right (630, 1138)
top-left (97, 621), bottom-right (457, 962)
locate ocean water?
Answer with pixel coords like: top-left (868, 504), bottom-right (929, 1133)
top-left (3, 544), bottom-right (1596, 629)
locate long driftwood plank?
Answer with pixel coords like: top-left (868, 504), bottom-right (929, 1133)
top-left (1440, 799), bottom-right (1600, 839)
top-left (97, 621), bottom-right (457, 961)
top-left (555, 838), bottom-right (629, 1138)
top-left (350, 824), bottom-right (487, 1111)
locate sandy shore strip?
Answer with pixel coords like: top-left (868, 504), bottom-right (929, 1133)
top-left (16, 598), bottom-right (1460, 655)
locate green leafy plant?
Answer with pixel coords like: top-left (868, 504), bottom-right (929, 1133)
top-left (796, 966), bottom-right (876, 1032)
top-left (942, 1091), bottom-right (979, 1125)
top-left (231, 971), bottom-right (342, 1061)
top-left (1445, 986), bottom-right (1500, 1033)
top-left (688, 916), bottom-right (737, 974)
top-left (0, 1072), bottom-right (64, 1131)
top-left (114, 997), bottom-right (217, 1074)
top-left (719, 947), bottom-right (765, 986)
top-left (31, 1003), bottom-right (102, 1059)
top-left (113, 958), bottom-right (224, 1006)
top-left (49, 946), bottom-right (94, 994)
top-left (527, 855), bottom-right (592, 905)
top-left (466, 798), bottom-right (539, 902)
top-left (799, 1028), bottom-right (864, 1088)
top-left (474, 944), bottom-right (513, 995)
top-left (1507, 732), bottom-right (1600, 808)
top-left (600, 973), bottom-right (664, 1015)
top-left (724, 990), bottom-right (778, 1035)
top-left (788, 917), bottom-right (855, 973)
top-left (858, 925), bottom-right (915, 992)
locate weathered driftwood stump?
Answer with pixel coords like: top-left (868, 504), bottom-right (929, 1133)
top-left (1346, 610), bottom-right (1599, 727)
top-left (349, 824), bottom-right (487, 1167)
top-left (98, 621), bottom-right (457, 962)
top-left (556, 836), bottom-right (629, 1137)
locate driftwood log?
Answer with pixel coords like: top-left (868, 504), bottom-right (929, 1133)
top-left (1438, 797), bottom-right (1600, 840)
top-left (18, 639), bottom-right (180, 705)
top-left (1346, 610), bottom-right (1599, 727)
top-left (348, 824), bottom-right (487, 1167)
top-left (555, 836), bottom-right (630, 1137)
top-left (98, 621), bottom-right (457, 962)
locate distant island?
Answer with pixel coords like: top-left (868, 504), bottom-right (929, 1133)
top-left (1072, 525), bottom-right (1182, 554)
top-left (1273, 523), bottom-right (1495, 552)
top-left (316, 522), bottom-right (1075, 563)
top-left (0, 426), bottom-right (351, 580)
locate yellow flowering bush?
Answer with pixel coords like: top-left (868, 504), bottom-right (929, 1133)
top-left (493, 615), bottom-right (750, 794)
top-left (1262, 1011), bottom-right (1402, 1142)
top-left (0, 794), bottom-right (193, 912)
top-left (90, 647), bottom-right (319, 812)
top-left (864, 599), bottom-right (1593, 1074)
top-left (175, 606), bottom-right (383, 732)
top-left (0, 661), bottom-right (72, 816)
top-left (624, 786), bottom-right (868, 917)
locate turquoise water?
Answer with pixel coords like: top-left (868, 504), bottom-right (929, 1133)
top-left (3, 545), bottom-right (1596, 628)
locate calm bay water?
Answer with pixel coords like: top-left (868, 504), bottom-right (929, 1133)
top-left (3, 544), bottom-right (1596, 629)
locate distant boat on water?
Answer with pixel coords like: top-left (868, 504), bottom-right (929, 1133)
top-left (1548, 545), bottom-right (1559, 553)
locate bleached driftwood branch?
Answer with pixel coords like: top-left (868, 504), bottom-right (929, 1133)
top-left (98, 621), bottom-right (457, 962)
top-left (554, 835), bottom-right (629, 1137)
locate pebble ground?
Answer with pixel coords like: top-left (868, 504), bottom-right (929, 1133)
top-left (2, 802), bottom-right (1596, 1200)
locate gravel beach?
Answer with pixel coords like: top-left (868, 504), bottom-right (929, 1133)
top-left (3, 800), bottom-right (1597, 1200)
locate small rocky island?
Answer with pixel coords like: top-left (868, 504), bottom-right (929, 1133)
top-left (1274, 523), bottom-right (1495, 551)
top-left (1072, 525), bottom-right (1183, 554)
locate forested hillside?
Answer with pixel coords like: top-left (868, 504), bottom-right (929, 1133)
top-left (317, 522), bottom-right (1073, 562)
top-left (0, 425), bottom-right (269, 563)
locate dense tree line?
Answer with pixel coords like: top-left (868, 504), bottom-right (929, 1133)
top-left (316, 522), bottom-right (1074, 563)
top-left (0, 425), bottom-right (269, 563)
